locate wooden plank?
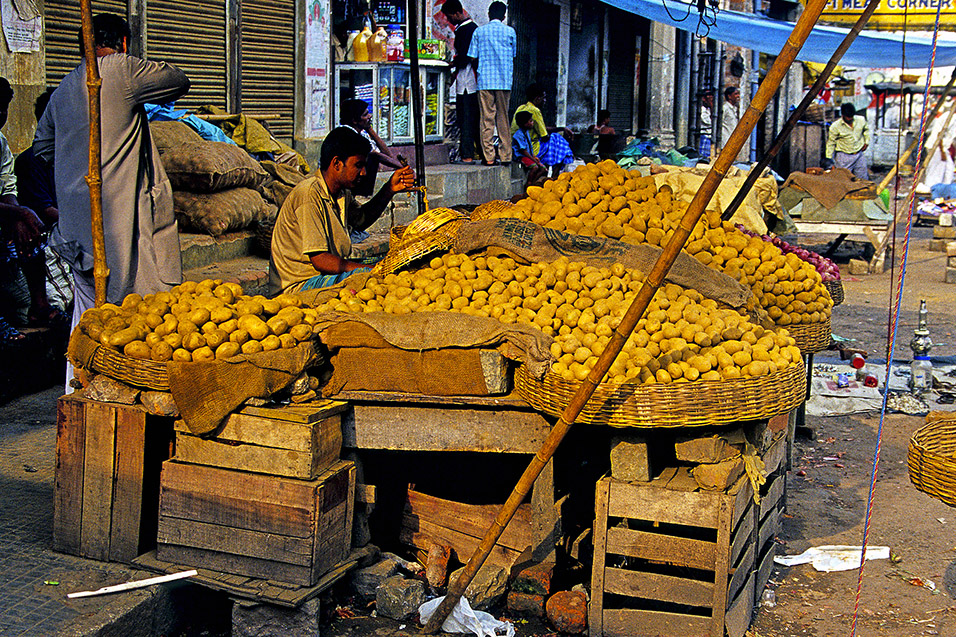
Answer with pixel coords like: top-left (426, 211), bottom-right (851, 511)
top-left (755, 539), bottom-right (777, 597)
top-left (605, 526), bottom-right (717, 571)
top-left (607, 479), bottom-right (720, 528)
top-left (344, 404), bottom-right (551, 453)
top-left (725, 575), bottom-right (756, 637)
top-left (730, 502), bottom-right (754, 568)
top-left (80, 401), bottom-right (117, 561)
top-left (404, 489), bottom-right (533, 552)
top-left (159, 461), bottom-right (318, 537)
top-left (762, 431), bottom-right (788, 476)
top-left (603, 567), bottom-right (713, 607)
top-left (173, 433), bottom-right (329, 479)
top-left (758, 507), bottom-right (782, 550)
top-left (711, 498), bottom-right (733, 636)
top-left (238, 401), bottom-right (347, 424)
top-left (156, 543), bottom-right (314, 586)
top-left (312, 462), bottom-right (354, 578)
top-left (399, 517), bottom-right (522, 568)
top-left (54, 395), bottom-right (86, 555)
top-left (730, 474), bottom-right (753, 530)
top-left (589, 479), bottom-right (611, 637)
top-left (728, 543), bottom-right (755, 604)
top-left (602, 608), bottom-right (709, 637)
top-left (109, 407), bottom-right (146, 562)
top-left (530, 457), bottom-right (559, 562)
top-left (176, 412), bottom-right (342, 455)
top-left (760, 473), bottom-right (786, 521)
top-left (157, 516), bottom-right (314, 565)
top-left (331, 390), bottom-right (532, 408)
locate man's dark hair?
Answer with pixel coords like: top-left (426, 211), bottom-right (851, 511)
top-left (841, 102), bottom-right (857, 118)
top-left (321, 126), bottom-right (370, 171)
top-left (78, 13), bottom-right (130, 52)
top-left (489, 1), bottom-right (507, 20)
top-left (597, 109), bottom-right (611, 122)
top-left (515, 111), bottom-right (533, 127)
top-left (35, 87), bottom-right (55, 121)
top-left (340, 98), bottom-right (370, 126)
top-left (525, 83), bottom-right (545, 102)
top-left (702, 89), bottom-right (714, 98)
top-left (441, 0), bottom-right (464, 16)
top-left (724, 86), bottom-right (738, 99)
top-left (0, 78), bottom-right (13, 107)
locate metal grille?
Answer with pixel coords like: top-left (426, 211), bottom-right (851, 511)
top-left (510, 0), bottom-right (560, 123)
top-left (606, 8), bottom-right (638, 135)
top-left (146, 0), bottom-right (228, 111)
top-left (45, 0), bottom-right (128, 86)
top-left (241, 0), bottom-right (295, 142)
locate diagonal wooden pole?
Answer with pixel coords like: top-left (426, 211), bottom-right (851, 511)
top-left (721, 0), bottom-right (881, 222)
top-left (79, 0), bottom-right (108, 306)
top-left (421, 0), bottom-right (830, 631)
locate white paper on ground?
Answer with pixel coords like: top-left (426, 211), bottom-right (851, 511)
top-left (419, 596), bottom-right (515, 637)
top-left (774, 545), bottom-right (890, 572)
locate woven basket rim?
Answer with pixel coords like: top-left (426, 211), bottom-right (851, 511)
top-left (908, 418), bottom-right (956, 508)
top-left (786, 316), bottom-right (831, 354)
top-left (74, 330), bottom-right (172, 391)
top-left (372, 222), bottom-right (461, 276)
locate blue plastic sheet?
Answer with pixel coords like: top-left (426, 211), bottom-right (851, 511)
top-left (144, 103), bottom-right (237, 145)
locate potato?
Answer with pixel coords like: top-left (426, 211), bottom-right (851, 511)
top-left (241, 340), bottom-right (263, 355)
top-left (151, 341), bottom-right (173, 362)
top-left (123, 340), bottom-right (151, 359)
top-left (215, 342), bottom-right (241, 359)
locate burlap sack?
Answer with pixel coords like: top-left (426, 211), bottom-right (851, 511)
top-left (162, 140), bottom-right (269, 192)
top-left (260, 159), bottom-right (307, 208)
top-left (781, 167), bottom-right (875, 210)
top-left (174, 188), bottom-right (277, 237)
top-left (149, 120), bottom-right (203, 154)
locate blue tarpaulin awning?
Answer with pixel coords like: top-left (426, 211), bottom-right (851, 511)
top-left (603, 0), bottom-right (956, 69)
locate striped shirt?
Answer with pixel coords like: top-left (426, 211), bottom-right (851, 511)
top-left (467, 19), bottom-right (517, 92)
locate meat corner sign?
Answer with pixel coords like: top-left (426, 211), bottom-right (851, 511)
top-left (806, 0), bottom-right (956, 30)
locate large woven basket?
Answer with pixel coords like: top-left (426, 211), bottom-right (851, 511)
top-left (74, 331), bottom-right (171, 391)
top-left (514, 361), bottom-right (805, 428)
top-left (908, 416), bottom-right (956, 508)
top-left (825, 279), bottom-right (844, 306)
top-left (787, 316), bottom-right (831, 354)
top-left (372, 220), bottom-right (463, 277)
top-left (470, 199), bottom-right (515, 221)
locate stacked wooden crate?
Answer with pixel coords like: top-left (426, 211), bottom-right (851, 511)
top-left (157, 402), bottom-right (355, 586)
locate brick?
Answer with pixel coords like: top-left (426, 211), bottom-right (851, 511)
top-left (929, 238), bottom-right (948, 252)
top-left (424, 542), bottom-right (451, 589)
top-left (507, 591), bottom-right (545, 617)
top-left (513, 561), bottom-right (555, 596)
top-left (946, 268), bottom-right (956, 284)
top-left (934, 225), bottom-right (956, 239)
top-left (546, 590), bottom-right (587, 634)
top-left (692, 457), bottom-right (746, 491)
top-left (609, 436), bottom-right (650, 482)
top-left (83, 374), bottom-right (140, 404)
top-left (848, 259), bottom-right (869, 275)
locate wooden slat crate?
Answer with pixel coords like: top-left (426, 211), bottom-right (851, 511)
top-left (590, 472), bottom-right (756, 637)
top-left (157, 459), bottom-right (355, 586)
top-left (755, 433), bottom-right (788, 599)
top-left (172, 401), bottom-right (346, 480)
top-left (53, 394), bottom-right (174, 562)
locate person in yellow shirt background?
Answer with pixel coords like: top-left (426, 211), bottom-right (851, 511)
top-left (825, 103), bottom-right (870, 180)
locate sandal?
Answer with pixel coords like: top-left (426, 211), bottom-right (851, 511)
top-left (27, 305), bottom-right (69, 327)
top-left (0, 317), bottom-right (25, 344)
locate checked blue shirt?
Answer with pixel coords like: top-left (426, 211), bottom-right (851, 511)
top-left (467, 19), bottom-right (517, 91)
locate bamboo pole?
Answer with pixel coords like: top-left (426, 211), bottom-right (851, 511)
top-left (79, 1), bottom-right (108, 306)
top-left (421, 0), bottom-right (831, 631)
top-left (407, 0), bottom-right (427, 217)
top-left (721, 0), bottom-right (881, 222)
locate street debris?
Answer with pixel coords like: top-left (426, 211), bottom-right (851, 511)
top-left (419, 595), bottom-right (515, 637)
top-left (67, 570), bottom-right (197, 599)
top-left (774, 545), bottom-right (891, 572)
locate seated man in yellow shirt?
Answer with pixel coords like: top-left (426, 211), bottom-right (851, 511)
top-left (825, 103), bottom-right (869, 180)
top-left (268, 127), bottom-right (416, 294)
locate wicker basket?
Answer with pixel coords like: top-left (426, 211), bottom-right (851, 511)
top-left (372, 220), bottom-right (463, 277)
top-left (514, 361), bottom-right (805, 428)
top-left (471, 199), bottom-right (515, 221)
top-left (402, 207), bottom-right (465, 238)
top-left (908, 416), bottom-right (956, 508)
top-left (786, 316), bottom-right (831, 354)
top-left (73, 331), bottom-right (171, 391)
top-left (825, 279), bottom-right (844, 306)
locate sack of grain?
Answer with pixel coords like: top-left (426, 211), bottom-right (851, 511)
top-left (149, 120), bottom-right (204, 154)
top-left (259, 159), bottom-right (307, 208)
top-left (174, 188), bottom-right (277, 237)
top-left (162, 141), bottom-right (269, 192)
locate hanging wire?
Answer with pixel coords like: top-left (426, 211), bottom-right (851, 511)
top-left (849, 4), bottom-right (945, 635)
top-left (658, 0), bottom-right (720, 39)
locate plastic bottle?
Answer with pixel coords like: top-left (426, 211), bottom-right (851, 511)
top-left (851, 353), bottom-right (866, 382)
top-left (353, 27), bottom-right (372, 62)
top-left (345, 31), bottom-right (359, 61)
top-left (369, 27), bottom-right (387, 61)
top-left (910, 355), bottom-right (933, 395)
top-left (761, 588), bottom-right (776, 608)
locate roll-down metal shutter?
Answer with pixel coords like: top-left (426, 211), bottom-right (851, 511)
top-left (510, 0), bottom-right (560, 123)
top-left (606, 8), bottom-right (637, 135)
top-left (45, 0), bottom-right (128, 86)
top-left (241, 0), bottom-right (295, 142)
top-left (146, 0), bottom-right (228, 111)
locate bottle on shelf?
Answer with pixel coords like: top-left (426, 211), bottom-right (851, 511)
top-left (353, 27), bottom-right (372, 62)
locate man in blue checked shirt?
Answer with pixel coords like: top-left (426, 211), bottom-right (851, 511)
top-left (467, 1), bottom-right (516, 166)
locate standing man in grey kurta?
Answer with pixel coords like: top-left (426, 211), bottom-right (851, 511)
top-left (34, 13), bottom-right (189, 328)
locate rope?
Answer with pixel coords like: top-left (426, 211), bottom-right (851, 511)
top-left (849, 5), bottom-right (945, 634)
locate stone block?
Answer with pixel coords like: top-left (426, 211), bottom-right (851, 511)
top-left (609, 436), bottom-right (650, 482)
top-left (83, 374), bottom-right (140, 405)
top-left (140, 391), bottom-right (180, 417)
top-left (507, 591), bottom-right (545, 617)
top-left (948, 256), bottom-right (956, 268)
top-left (546, 591), bottom-right (587, 634)
top-left (847, 259), bottom-right (869, 275)
top-left (232, 598), bottom-right (319, 637)
top-left (941, 213), bottom-right (954, 226)
top-left (947, 241), bottom-right (956, 257)
top-left (929, 238), bottom-right (948, 252)
top-left (946, 268), bottom-right (956, 284)
top-left (350, 558), bottom-right (399, 602)
top-left (934, 225), bottom-right (956, 239)
top-left (376, 575), bottom-right (425, 620)
top-left (512, 561), bottom-right (555, 596)
top-left (675, 432), bottom-right (743, 463)
top-left (692, 457), bottom-right (746, 491)
top-left (449, 563), bottom-right (508, 610)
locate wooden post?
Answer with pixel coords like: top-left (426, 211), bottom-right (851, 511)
top-left (421, 0), bottom-right (831, 630)
top-left (79, 0), bottom-right (108, 306)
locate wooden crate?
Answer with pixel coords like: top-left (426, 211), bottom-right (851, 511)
top-left (172, 402), bottom-right (345, 480)
top-left (157, 459), bottom-right (355, 586)
top-left (755, 433), bottom-right (788, 600)
top-left (590, 472), bottom-right (756, 637)
top-left (54, 394), bottom-right (174, 562)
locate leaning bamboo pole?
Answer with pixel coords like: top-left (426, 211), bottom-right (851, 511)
top-left (79, 0), bottom-right (108, 306)
top-left (721, 0), bottom-right (882, 222)
top-left (421, 0), bottom-right (831, 630)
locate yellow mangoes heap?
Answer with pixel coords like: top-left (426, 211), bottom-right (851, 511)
top-left (314, 253), bottom-right (802, 384)
top-left (77, 279), bottom-right (319, 362)
top-left (488, 160), bottom-right (832, 327)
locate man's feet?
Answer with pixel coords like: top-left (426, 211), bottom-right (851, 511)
top-left (0, 317), bottom-right (25, 345)
top-left (27, 305), bottom-right (69, 327)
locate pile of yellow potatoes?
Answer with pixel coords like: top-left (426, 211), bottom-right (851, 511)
top-left (78, 279), bottom-right (318, 362)
top-left (488, 160), bottom-right (832, 327)
top-left (314, 254), bottom-right (802, 384)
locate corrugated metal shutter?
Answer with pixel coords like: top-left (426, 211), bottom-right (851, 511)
top-left (146, 0), bottom-right (228, 111)
top-left (45, 0), bottom-right (128, 86)
top-left (606, 8), bottom-right (637, 135)
top-left (241, 0), bottom-right (295, 142)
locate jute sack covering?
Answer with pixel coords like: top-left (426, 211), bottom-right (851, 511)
top-left (174, 188), bottom-right (277, 237)
top-left (781, 167), bottom-right (875, 211)
top-left (167, 343), bottom-right (317, 435)
top-left (260, 159), bottom-right (307, 209)
top-left (454, 218), bottom-right (753, 311)
top-left (162, 140), bottom-right (269, 192)
top-left (149, 120), bottom-right (203, 154)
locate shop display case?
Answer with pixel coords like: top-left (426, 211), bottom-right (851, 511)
top-left (335, 62), bottom-right (446, 144)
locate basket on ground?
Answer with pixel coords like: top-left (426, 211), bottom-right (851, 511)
top-left (787, 316), bottom-right (831, 354)
top-left (514, 362), bottom-right (805, 428)
top-left (825, 280), bottom-right (844, 306)
top-left (908, 416), bottom-right (956, 508)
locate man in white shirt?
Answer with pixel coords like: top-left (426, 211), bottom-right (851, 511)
top-left (719, 86), bottom-right (749, 163)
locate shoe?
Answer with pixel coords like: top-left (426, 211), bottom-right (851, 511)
top-left (0, 317), bottom-right (25, 345)
top-left (461, 158), bottom-right (474, 164)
